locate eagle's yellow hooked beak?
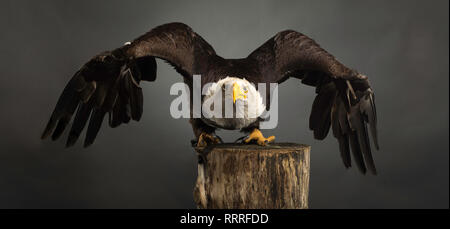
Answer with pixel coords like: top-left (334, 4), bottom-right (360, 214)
top-left (232, 82), bottom-right (248, 103)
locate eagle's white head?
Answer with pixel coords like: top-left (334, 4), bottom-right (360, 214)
top-left (202, 77), bottom-right (265, 129)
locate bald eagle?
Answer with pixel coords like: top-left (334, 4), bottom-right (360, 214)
top-left (41, 23), bottom-right (379, 174)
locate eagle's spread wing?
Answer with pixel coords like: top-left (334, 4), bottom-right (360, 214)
top-left (249, 30), bottom-right (379, 174)
top-left (41, 23), bottom-right (215, 147)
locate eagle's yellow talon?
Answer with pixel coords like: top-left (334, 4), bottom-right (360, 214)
top-left (244, 129), bottom-right (275, 146)
top-left (197, 132), bottom-right (221, 147)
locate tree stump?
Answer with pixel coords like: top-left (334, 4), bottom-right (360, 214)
top-left (193, 143), bottom-right (310, 209)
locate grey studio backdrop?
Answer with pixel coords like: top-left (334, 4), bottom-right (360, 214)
top-left (0, 0), bottom-right (448, 208)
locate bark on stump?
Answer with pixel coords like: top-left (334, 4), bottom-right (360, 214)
top-left (193, 143), bottom-right (310, 209)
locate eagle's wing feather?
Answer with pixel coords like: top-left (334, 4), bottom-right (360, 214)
top-left (42, 23), bottom-right (215, 147)
top-left (249, 30), bottom-right (379, 174)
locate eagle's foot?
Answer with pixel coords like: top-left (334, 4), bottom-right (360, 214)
top-left (243, 129), bottom-right (275, 146)
top-left (196, 132), bottom-right (222, 147)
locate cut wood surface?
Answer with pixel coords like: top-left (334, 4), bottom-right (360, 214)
top-left (193, 143), bottom-right (310, 209)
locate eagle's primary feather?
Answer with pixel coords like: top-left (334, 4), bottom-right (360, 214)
top-left (42, 22), bottom-right (379, 174)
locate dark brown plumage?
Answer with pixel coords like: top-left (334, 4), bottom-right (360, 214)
top-left (42, 22), bottom-right (379, 174)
